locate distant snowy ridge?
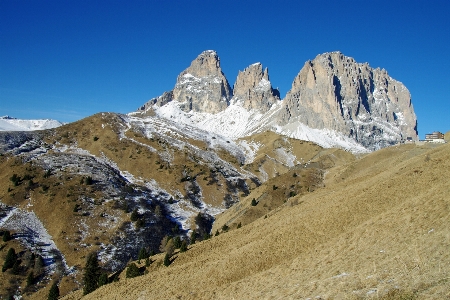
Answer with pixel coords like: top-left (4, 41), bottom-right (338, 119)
top-left (0, 116), bottom-right (63, 131)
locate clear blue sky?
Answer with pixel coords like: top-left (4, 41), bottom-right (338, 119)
top-left (1, 1), bottom-right (449, 138)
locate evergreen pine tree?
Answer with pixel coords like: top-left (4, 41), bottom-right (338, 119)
top-left (190, 230), bottom-right (196, 245)
top-left (215, 229), bottom-right (220, 236)
top-left (83, 252), bottom-right (100, 295)
top-left (47, 282), bottom-right (60, 300)
top-left (3, 230), bottom-right (11, 242)
top-left (179, 240), bottom-right (188, 253)
top-left (130, 208), bottom-right (139, 222)
top-left (26, 271), bottom-right (34, 287)
top-left (11, 259), bottom-right (20, 275)
top-left (2, 247), bottom-right (16, 272)
top-left (163, 253), bottom-right (171, 266)
top-left (138, 247), bottom-right (148, 261)
top-left (126, 263), bottom-right (141, 278)
top-left (173, 236), bottom-right (182, 249)
top-left (145, 257), bottom-right (151, 267)
top-left (98, 273), bottom-right (108, 287)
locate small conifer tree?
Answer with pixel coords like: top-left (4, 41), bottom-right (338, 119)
top-left (215, 229), bottom-right (219, 236)
top-left (173, 236), bottom-right (182, 249)
top-left (26, 271), bottom-right (34, 287)
top-left (126, 263), bottom-right (141, 278)
top-left (2, 247), bottom-right (17, 272)
top-left (83, 252), bottom-right (100, 295)
top-left (163, 253), bottom-right (171, 267)
top-left (237, 222), bottom-right (242, 229)
top-left (190, 230), bottom-right (196, 245)
top-left (179, 240), bottom-right (188, 253)
top-left (138, 247), bottom-right (148, 261)
top-left (145, 257), bottom-right (151, 267)
top-left (98, 273), bottom-right (108, 286)
top-left (47, 282), bottom-right (60, 300)
top-left (11, 259), bottom-right (20, 275)
top-left (3, 230), bottom-right (11, 242)
top-left (251, 199), bottom-right (257, 206)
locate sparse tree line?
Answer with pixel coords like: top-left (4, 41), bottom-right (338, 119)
top-left (0, 230), bottom-right (50, 299)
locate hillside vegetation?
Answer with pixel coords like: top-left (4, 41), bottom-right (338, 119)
top-left (2, 113), bottom-right (352, 298)
top-left (63, 142), bottom-right (450, 299)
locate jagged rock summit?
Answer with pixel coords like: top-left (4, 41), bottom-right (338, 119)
top-left (232, 62), bottom-right (280, 112)
top-left (281, 51), bottom-right (418, 149)
top-left (138, 50), bottom-right (418, 152)
top-left (140, 50), bottom-right (233, 114)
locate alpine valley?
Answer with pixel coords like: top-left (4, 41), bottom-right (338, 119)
top-left (1, 51), bottom-right (448, 300)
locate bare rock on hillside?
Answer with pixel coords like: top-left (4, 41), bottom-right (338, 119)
top-left (281, 52), bottom-right (418, 149)
top-left (232, 63), bottom-right (280, 112)
top-left (138, 91), bottom-right (173, 112)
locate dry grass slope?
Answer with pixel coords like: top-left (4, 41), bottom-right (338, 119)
top-left (67, 142), bottom-right (450, 299)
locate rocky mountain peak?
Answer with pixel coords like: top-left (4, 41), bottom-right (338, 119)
top-left (183, 50), bottom-right (221, 77)
top-left (170, 51), bottom-right (232, 114)
top-left (232, 63), bottom-right (280, 112)
top-left (282, 51), bottom-right (418, 149)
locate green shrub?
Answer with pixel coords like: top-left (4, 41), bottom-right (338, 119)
top-left (251, 199), bottom-right (257, 206)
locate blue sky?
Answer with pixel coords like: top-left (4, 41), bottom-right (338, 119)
top-left (1, 1), bottom-right (449, 138)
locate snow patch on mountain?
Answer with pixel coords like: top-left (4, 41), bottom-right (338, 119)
top-left (149, 100), bottom-right (369, 153)
top-left (0, 204), bottom-right (75, 275)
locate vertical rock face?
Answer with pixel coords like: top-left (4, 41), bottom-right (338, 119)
top-left (282, 52), bottom-right (418, 148)
top-left (172, 50), bottom-right (233, 114)
top-left (138, 50), bottom-right (418, 151)
top-left (232, 63), bottom-right (280, 112)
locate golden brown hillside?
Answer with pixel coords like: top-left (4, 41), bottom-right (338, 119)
top-left (68, 142), bottom-right (450, 299)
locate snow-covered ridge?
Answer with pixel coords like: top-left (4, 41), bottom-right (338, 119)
top-left (0, 116), bottom-right (63, 131)
top-left (147, 100), bottom-right (369, 153)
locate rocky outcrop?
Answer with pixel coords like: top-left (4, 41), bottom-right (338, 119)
top-left (172, 50), bottom-right (232, 114)
top-left (139, 91), bottom-right (173, 112)
top-left (232, 63), bottom-right (280, 112)
top-left (281, 52), bottom-right (418, 148)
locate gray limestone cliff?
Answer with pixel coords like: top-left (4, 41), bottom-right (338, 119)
top-left (172, 50), bottom-right (232, 114)
top-left (138, 50), bottom-right (418, 151)
top-left (140, 50), bottom-right (232, 114)
top-left (281, 52), bottom-right (418, 149)
top-left (232, 63), bottom-right (280, 112)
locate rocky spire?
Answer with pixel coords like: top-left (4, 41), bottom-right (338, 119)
top-left (172, 50), bottom-right (232, 114)
top-left (232, 63), bottom-right (280, 112)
